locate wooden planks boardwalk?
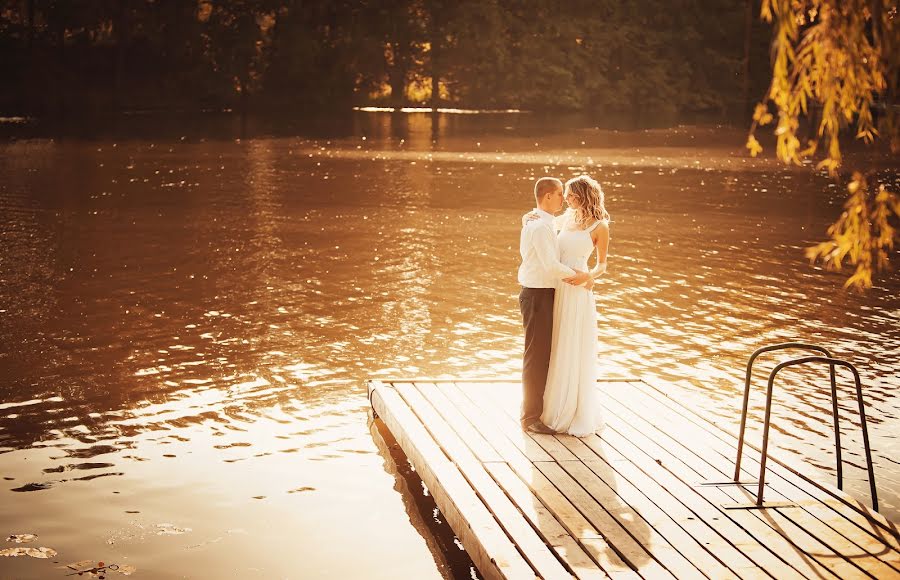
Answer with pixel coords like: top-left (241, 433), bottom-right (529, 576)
top-left (368, 378), bottom-right (900, 580)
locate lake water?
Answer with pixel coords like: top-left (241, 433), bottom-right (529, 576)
top-left (1, 112), bottom-right (898, 578)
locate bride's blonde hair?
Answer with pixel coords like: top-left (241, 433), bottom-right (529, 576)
top-left (566, 175), bottom-right (610, 225)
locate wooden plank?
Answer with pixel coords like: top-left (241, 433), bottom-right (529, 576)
top-left (440, 380), bottom-right (548, 472)
top-left (554, 434), bottom-right (760, 579)
top-left (595, 413), bottom-right (835, 579)
top-left (637, 378), bottom-right (899, 539)
top-left (599, 389), bottom-right (870, 579)
top-left (464, 380), bottom-right (796, 578)
top-left (456, 381), bottom-right (555, 462)
top-left (369, 377), bottom-right (898, 580)
top-left (583, 436), bottom-right (799, 579)
top-left (536, 461), bottom-right (677, 579)
top-left (394, 382), bottom-right (571, 580)
top-left (557, 410), bottom-right (783, 578)
top-left (594, 390), bottom-right (830, 577)
top-left (449, 382), bottom-right (640, 578)
top-left (545, 430), bottom-right (741, 579)
top-left (471, 381), bottom-right (579, 462)
top-left (618, 381), bottom-right (900, 574)
top-left (793, 505), bottom-right (900, 572)
top-left (367, 410), bottom-right (458, 575)
top-left (413, 382), bottom-right (504, 463)
top-left (485, 462), bottom-right (609, 580)
top-left (370, 377), bottom-right (641, 384)
top-left (498, 470), bottom-right (634, 578)
top-left (617, 395), bottom-right (900, 578)
top-left (634, 378), bottom-right (900, 544)
top-left (557, 459), bottom-right (721, 579)
top-left (368, 381), bottom-right (537, 580)
top-left (506, 464), bottom-right (638, 579)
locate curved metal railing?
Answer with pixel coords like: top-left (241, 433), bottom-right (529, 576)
top-left (734, 343), bottom-right (878, 511)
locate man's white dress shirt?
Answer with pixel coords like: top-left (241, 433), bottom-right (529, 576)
top-left (518, 208), bottom-right (576, 288)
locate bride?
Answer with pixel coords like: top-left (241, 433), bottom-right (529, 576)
top-left (532, 175), bottom-right (610, 436)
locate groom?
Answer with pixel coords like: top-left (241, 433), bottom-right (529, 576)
top-left (517, 177), bottom-right (589, 433)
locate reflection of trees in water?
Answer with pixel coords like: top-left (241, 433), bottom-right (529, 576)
top-left (351, 111), bottom-right (447, 150)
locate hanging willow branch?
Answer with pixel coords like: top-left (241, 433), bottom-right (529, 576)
top-left (747, 0), bottom-right (899, 290)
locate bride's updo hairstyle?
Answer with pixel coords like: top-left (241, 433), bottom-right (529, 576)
top-left (566, 175), bottom-right (610, 226)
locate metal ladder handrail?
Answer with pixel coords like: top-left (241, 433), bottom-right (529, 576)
top-left (735, 348), bottom-right (878, 511)
top-left (734, 343), bottom-right (836, 483)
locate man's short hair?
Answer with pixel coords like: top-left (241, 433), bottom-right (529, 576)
top-left (534, 177), bottom-right (562, 204)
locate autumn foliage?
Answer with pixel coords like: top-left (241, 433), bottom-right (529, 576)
top-left (747, 0), bottom-right (899, 290)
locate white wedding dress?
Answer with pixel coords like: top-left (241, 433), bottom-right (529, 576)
top-left (541, 211), bottom-right (605, 437)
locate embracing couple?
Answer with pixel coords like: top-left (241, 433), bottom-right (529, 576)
top-left (518, 175), bottom-right (610, 437)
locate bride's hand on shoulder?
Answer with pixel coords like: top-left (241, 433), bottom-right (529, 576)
top-left (584, 277), bottom-right (595, 290)
top-left (521, 211), bottom-right (539, 226)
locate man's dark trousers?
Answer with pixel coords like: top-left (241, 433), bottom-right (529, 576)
top-left (519, 286), bottom-right (554, 426)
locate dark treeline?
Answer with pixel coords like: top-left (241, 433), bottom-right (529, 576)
top-left (0, 0), bottom-right (772, 122)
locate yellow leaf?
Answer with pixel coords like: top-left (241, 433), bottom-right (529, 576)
top-left (746, 135), bottom-right (764, 157)
top-left (752, 103), bottom-right (767, 122)
top-left (799, 139), bottom-right (818, 157)
top-left (816, 158), bottom-right (839, 174)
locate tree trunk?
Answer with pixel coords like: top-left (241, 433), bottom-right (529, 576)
top-left (24, 0), bottom-right (35, 113)
top-left (240, 77), bottom-right (250, 116)
top-left (389, 42), bottom-right (407, 109)
top-left (430, 50), bottom-right (440, 111)
top-left (429, 2), bottom-right (441, 111)
top-left (55, 16), bottom-right (66, 117)
top-left (114, 1), bottom-right (130, 111)
top-left (742, 0), bottom-right (753, 117)
top-left (26, 0), bottom-right (35, 51)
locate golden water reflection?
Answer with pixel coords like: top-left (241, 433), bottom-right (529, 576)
top-left (0, 123), bottom-right (897, 578)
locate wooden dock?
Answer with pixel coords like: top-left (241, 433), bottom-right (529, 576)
top-left (367, 378), bottom-right (900, 580)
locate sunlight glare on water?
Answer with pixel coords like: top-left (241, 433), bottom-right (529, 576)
top-left (0, 112), bottom-right (897, 578)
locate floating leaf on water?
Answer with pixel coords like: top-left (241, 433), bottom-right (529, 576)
top-left (6, 533), bottom-right (37, 543)
top-left (10, 482), bottom-right (53, 492)
top-left (62, 559), bottom-right (95, 569)
top-left (155, 523), bottom-right (191, 535)
top-left (287, 486), bottom-right (315, 494)
top-left (0, 546), bottom-right (57, 558)
top-left (62, 559), bottom-right (136, 577)
top-left (185, 537), bottom-right (223, 550)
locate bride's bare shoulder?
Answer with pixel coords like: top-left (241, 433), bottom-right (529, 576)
top-left (588, 219), bottom-right (609, 241)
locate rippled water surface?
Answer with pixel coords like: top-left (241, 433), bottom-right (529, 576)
top-left (1, 113), bottom-right (898, 578)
